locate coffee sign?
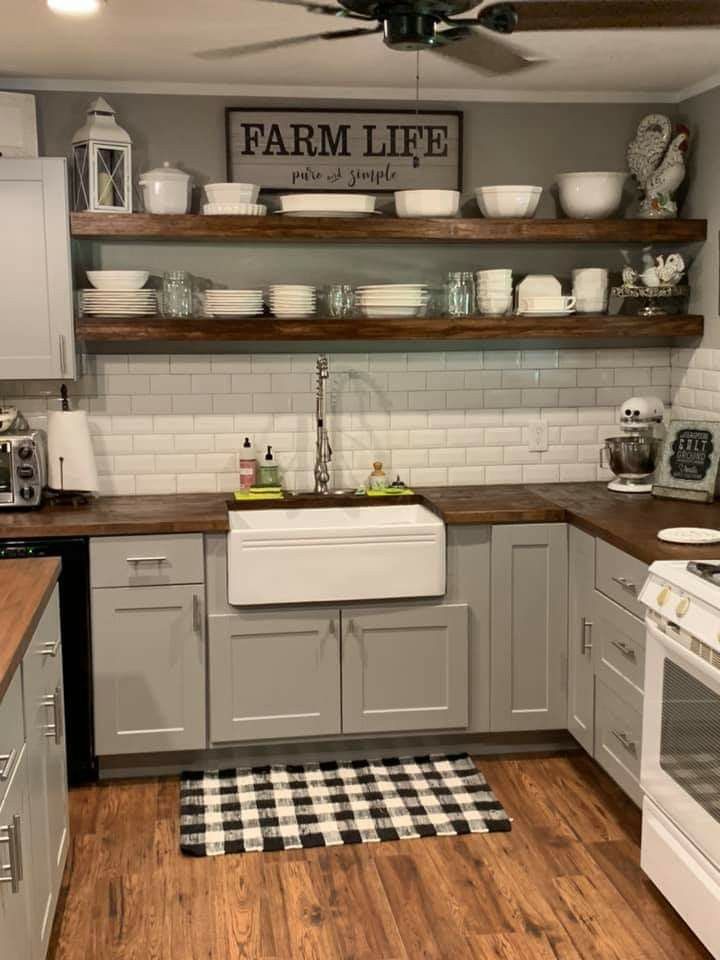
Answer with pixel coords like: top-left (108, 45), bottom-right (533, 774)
top-left (653, 419), bottom-right (720, 503)
top-left (225, 108), bottom-right (462, 192)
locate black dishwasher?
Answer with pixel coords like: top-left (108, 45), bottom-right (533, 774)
top-left (0, 537), bottom-right (97, 785)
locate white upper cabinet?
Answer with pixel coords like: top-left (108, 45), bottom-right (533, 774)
top-left (0, 158), bottom-right (75, 380)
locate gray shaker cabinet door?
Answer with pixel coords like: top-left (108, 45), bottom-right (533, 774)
top-left (567, 526), bottom-right (596, 754)
top-left (490, 524), bottom-right (568, 732)
top-left (92, 585), bottom-right (207, 755)
top-left (0, 746), bottom-right (32, 960)
top-left (0, 158), bottom-right (75, 379)
top-left (209, 610), bottom-right (341, 743)
top-left (341, 603), bottom-right (469, 734)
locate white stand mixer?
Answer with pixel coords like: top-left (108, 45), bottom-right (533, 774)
top-left (601, 396), bottom-right (666, 494)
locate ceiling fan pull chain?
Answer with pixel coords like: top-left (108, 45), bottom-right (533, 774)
top-left (413, 50), bottom-right (421, 169)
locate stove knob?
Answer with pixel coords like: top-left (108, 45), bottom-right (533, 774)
top-left (19, 486), bottom-right (34, 501)
top-left (17, 464), bottom-right (34, 480)
top-left (657, 586), bottom-right (670, 606)
top-left (676, 597), bottom-right (690, 618)
top-left (17, 444), bottom-right (33, 460)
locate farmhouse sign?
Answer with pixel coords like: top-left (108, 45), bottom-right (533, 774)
top-left (225, 108), bottom-right (462, 192)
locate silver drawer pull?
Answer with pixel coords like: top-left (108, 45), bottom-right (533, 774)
top-left (0, 815), bottom-right (22, 894)
top-left (581, 618), bottom-right (593, 655)
top-left (39, 637), bottom-right (61, 658)
top-left (610, 638), bottom-right (637, 661)
top-left (611, 576), bottom-right (638, 597)
top-left (192, 593), bottom-right (201, 633)
top-left (40, 690), bottom-right (63, 745)
top-left (611, 728), bottom-right (638, 754)
top-left (0, 749), bottom-right (17, 782)
top-left (126, 556), bottom-right (168, 565)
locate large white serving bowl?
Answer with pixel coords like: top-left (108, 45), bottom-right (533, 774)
top-left (394, 189), bottom-right (460, 218)
top-left (86, 270), bottom-right (149, 290)
top-left (474, 185), bottom-right (542, 218)
top-left (279, 193), bottom-right (375, 214)
top-left (204, 182), bottom-right (260, 203)
top-left (556, 172), bottom-right (627, 219)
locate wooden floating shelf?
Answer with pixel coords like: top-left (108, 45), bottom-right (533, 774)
top-left (70, 213), bottom-right (708, 245)
top-left (75, 313), bottom-right (704, 343)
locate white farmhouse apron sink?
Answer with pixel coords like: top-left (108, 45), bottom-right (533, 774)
top-left (227, 504), bottom-right (446, 606)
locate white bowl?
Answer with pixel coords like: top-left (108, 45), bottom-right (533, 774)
top-left (204, 182), bottom-right (260, 203)
top-left (394, 190), bottom-right (460, 218)
top-left (279, 193), bottom-right (375, 214)
top-left (556, 172), bottom-right (627, 219)
top-left (474, 185), bottom-right (542, 219)
top-left (86, 270), bottom-right (149, 290)
top-left (202, 202), bottom-right (266, 216)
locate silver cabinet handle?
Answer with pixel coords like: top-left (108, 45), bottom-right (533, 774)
top-left (39, 637), bottom-right (61, 658)
top-left (0, 815), bottom-right (22, 894)
top-left (610, 638), bottom-right (637, 661)
top-left (611, 728), bottom-right (637, 754)
top-left (192, 593), bottom-right (201, 633)
top-left (328, 619), bottom-right (336, 637)
top-left (346, 618), bottom-right (355, 635)
top-left (0, 749), bottom-right (17, 782)
top-left (581, 618), bottom-right (593, 656)
top-left (126, 556), bottom-right (167, 565)
top-left (58, 334), bottom-right (67, 377)
top-left (611, 576), bottom-right (638, 597)
top-left (41, 689), bottom-right (63, 745)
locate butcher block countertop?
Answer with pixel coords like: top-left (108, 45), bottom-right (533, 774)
top-left (0, 558), bottom-right (60, 700)
top-left (1, 483), bottom-right (720, 566)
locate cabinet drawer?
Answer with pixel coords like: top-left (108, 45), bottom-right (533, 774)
top-left (595, 679), bottom-right (643, 806)
top-left (91, 534), bottom-right (204, 588)
top-left (23, 587), bottom-right (62, 704)
top-left (595, 539), bottom-right (648, 619)
top-left (592, 590), bottom-right (645, 712)
top-left (0, 670), bottom-right (24, 809)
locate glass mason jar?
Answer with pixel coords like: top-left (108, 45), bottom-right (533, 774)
top-left (326, 283), bottom-right (355, 319)
top-left (162, 270), bottom-right (193, 318)
top-left (446, 271), bottom-right (476, 317)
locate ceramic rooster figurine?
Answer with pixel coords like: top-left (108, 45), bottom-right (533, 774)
top-left (627, 114), bottom-right (690, 219)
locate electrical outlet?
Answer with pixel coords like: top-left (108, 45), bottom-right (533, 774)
top-left (528, 420), bottom-right (549, 452)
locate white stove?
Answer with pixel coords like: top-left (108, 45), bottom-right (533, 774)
top-left (639, 560), bottom-right (720, 959)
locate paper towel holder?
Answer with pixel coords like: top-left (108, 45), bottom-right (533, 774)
top-left (45, 383), bottom-right (99, 507)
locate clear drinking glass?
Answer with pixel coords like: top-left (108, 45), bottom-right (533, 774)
top-left (162, 270), bottom-right (193, 318)
top-left (446, 271), bottom-right (476, 317)
top-left (326, 283), bottom-right (355, 319)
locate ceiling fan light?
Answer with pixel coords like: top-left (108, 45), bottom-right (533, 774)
top-left (47, 0), bottom-right (103, 16)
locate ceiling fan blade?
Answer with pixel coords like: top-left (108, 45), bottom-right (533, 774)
top-left (433, 26), bottom-right (535, 74)
top-left (498, 0), bottom-right (720, 31)
top-left (252, 0), bottom-right (373, 20)
top-left (196, 26), bottom-right (380, 60)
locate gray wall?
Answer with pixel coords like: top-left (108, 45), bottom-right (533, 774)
top-left (679, 87), bottom-right (720, 348)
top-left (29, 90), bottom-right (679, 309)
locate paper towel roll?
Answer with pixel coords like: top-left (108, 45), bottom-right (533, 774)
top-left (48, 410), bottom-right (99, 492)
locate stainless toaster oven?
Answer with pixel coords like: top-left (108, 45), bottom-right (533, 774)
top-left (0, 431), bottom-right (47, 508)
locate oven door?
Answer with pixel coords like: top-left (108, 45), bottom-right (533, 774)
top-left (642, 618), bottom-right (720, 870)
top-left (0, 441), bottom-right (14, 503)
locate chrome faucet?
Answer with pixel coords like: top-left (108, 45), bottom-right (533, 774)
top-left (314, 355), bottom-right (332, 494)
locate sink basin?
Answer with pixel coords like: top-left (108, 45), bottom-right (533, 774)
top-left (227, 504), bottom-right (446, 606)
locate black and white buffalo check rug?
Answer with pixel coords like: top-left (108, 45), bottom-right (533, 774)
top-left (179, 752), bottom-right (511, 857)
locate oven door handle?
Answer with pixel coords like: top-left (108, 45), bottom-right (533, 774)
top-left (645, 616), bottom-right (720, 686)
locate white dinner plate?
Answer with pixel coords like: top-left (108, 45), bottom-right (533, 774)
top-left (657, 527), bottom-right (720, 544)
top-left (280, 210), bottom-right (380, 218)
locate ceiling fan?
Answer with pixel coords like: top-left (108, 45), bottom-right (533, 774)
top-left (196, 0), bottom-right (720, 75)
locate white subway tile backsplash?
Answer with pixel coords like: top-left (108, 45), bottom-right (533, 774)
top-left (5, 348), bottom-right (674, 494)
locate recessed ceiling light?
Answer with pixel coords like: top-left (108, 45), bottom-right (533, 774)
top-left (47, 0), bottom-right (104, 16)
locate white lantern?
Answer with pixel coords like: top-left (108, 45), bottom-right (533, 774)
top-left (71, 97), bottom-right (132, 213)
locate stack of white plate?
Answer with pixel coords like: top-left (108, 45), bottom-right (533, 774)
top-left (278, 194), bottom-right (376, 218)
top-left (355, 284), bottom-right (430, 318)
top-left (80, 289), bottom-right (157, 316)
top-left (202, 202), bottom-right (267, 216)
top-left (204, 289), bottom-right (264, 317)
top-left (268, 285), bottom-right (316, 318)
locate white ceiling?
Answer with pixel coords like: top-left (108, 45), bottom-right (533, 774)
top-left (2, 0), bottom-right (720, 101)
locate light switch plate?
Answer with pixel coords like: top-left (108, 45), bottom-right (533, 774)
top-left (528, 420), bottom-right (549, 452)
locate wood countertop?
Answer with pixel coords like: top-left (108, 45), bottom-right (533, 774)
top-left (1, 484), bottom-right (720, 566)
top-left (0, 558), bottom-right (60, 700)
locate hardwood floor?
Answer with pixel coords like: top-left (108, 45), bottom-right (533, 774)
top-left (48, 752), bottom-right (713, 960)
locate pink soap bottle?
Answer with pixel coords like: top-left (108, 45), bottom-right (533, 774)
top-left (239, 437), bottom-right (256, 489)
